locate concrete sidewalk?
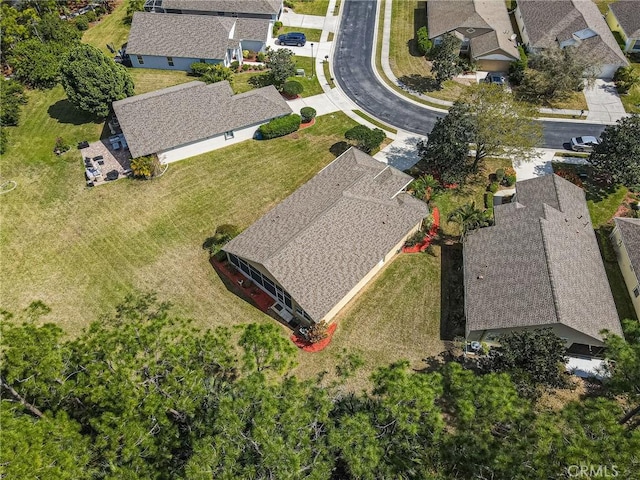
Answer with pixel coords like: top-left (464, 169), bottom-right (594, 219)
top-left (286, 93), bottom-right (340, 117)
top-left (584, 79), bottom-right (627, 123)
top-left (373, 131), bottom-right (426, 171)
top-left (513, 148), bottom-right (589, 181)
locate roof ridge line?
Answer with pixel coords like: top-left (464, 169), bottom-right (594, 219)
top-left (538, 218), bottom-right (562, 326)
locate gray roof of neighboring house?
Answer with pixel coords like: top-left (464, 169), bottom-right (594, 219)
top-left (427, 0), bottom-right (520, 60)
top-left (465, 175), bottom-right (622, 342)
top-left (112, 81), bottom-right (291, 158)
top-left (161, 0), bottom-right (282, 15)
top-left (127, 12), bottom-right (237, 59)
top-left (517, 0), bottom-right (628, 65)
top-left (234, 17), bottom-right (271, 43)
top-left (609, 1), bottom-right (640, 38)
top-left (614, 217), bottom-right (640, 275)
top-left (224, 148), bottom-right (429, 321)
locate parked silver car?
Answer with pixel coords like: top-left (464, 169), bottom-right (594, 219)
top-left (570, 136), bottom-right (600, 152)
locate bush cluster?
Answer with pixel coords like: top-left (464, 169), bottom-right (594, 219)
top-left (416, 26), bottom-right (432, 55)
top-left (282, 80), bottom-right (304, 96)
top-left (272, 20), bottom-right (283, 36)
top-left (300, 107), bottom-right (316, 123)
top-left (258, 114), bottom-right (301, 139)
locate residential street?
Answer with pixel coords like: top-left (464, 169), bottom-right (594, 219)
top-left (332, 0), bottom-right (609, 149)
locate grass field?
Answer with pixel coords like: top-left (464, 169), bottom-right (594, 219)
top-left (0, 85), bottom-right (359, 336)
top-left (232, 57), bottom-right (323, 97)
top-left (129, 69), bottom-right (193, 95)
top-left (82, 1), bottom-right (130, 56)
top-left (620, 62), bottom-right (640, 114)
top-left (288, 0), bottom-right (330, 16)
top-left (279, 26), bottom-right (323, 43)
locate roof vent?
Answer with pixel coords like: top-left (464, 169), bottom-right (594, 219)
top-left (477, 275), bottom-right (484, 280)
top-left (466, 28), bottom-right (476, 34)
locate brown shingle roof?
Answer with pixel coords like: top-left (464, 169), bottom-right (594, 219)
top-left (518, 0), bottom-right (628, 65)
top-left (427, 0), bottom-right (519, 60)
top-left (112, 81), bottom-right (291, 158)
top-left (161, 0), bottom-right (282, 15)
top-left (234, 17), bottom-right (271, 43)
top-left (127, 12), bottom-right (236, 59)
top-left (614, 217), bottom-right (640, 275)
top-left (464, 175), bottom-right (622, 342)
top-left (609, 1), bottom-right (640, 38)
top-left (224, 148), bottom-right (429, 320)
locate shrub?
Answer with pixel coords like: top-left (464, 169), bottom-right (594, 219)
top-left (257, 51), bottom-right (266, 62)
top-left (0, 128), bottom-right (8, 155)
top-left (85, 10), bottom-right (97, 22)
top-left (345, 125), bottom-right (386, 154)
top-left (614, 66), bottom-right (640, 94)
top-left (258, 114), bottom-right (301, 139)
top-left (203, 224), bottom-right (240, 256)
top-left (0, 80), bottom-right (27, 127)
top-left (416, 26), bottom-right (432, 55)
top-left (130, 155), bottom-right (160, 179)
top-left (300, 106), bottom-right (316, 123)
top-left (282, 80), bottom-right (304, 96)
top-left (495, 168), bottom-right (505, 183)
top-left (54, 137), bottom-right (70, 154)
top-left (230, 60), bottom-right (240, 71)
top-left (272, 20), bottom-right (283, 36)
top-left (405, 230), bottom-right (425, 247)
top-left (305, 321), bottom-right (329, 343)
top-left (484, 191), bottom-right (494, 209)
top-left (241, 63), bottom-right (251, 71)
top-left (283, 1), bottom-right (294, 9)
top-left (190, 62), bottom-right (211, 76)
top-left (242, 50), bottom-right (250, 59)
top-left (75, 16), bottom-right (89, 31)
top-left (488, 182), bottom-right (499, 193)
top-left (504, 166), bottom-right (517, 186)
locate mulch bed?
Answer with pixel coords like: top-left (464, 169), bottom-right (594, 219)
top-left (299, 118), bottom-right (316, 130)
top-left (402, 207), bottom-right (440, 254)
top-left (290, 323), bottom-right (337, 352)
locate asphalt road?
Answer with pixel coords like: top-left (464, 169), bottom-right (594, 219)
top-left (333, 0), bottom-right (607, 149)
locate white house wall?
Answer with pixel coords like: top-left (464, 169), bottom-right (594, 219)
top-left (158, 121), bottom-right (264, 163)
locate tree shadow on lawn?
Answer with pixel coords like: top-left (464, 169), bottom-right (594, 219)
top-left (398, 74), bottom-right (440, 94)
top-left (48, 99), bottom-right (103, 126)
top-left (440, 241), bottom-right (465, 342)
top-left (330, 141), bottom-right (351, 157)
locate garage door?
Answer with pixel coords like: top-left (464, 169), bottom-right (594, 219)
top-left (477, 59), bottom-right (511, 72)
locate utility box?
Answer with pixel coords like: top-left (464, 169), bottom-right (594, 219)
top-left (295, 68), bottom-right (305, 76)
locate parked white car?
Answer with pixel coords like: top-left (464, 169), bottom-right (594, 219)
top-left (570, 136), bottom-right (600, 152)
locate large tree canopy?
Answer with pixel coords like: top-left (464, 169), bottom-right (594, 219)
top-left (2, 295), bottom-right (639, 479)
top-left (60, 44), bottom-right (134, 117)
top-left (590, 114), bottom-right (640, 188)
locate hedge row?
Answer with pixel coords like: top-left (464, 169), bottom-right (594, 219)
top-left (258, 114), bottom-right (301, 139)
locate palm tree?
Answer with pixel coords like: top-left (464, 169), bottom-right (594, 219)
top-left (447, 202), bottom-right (492, 237)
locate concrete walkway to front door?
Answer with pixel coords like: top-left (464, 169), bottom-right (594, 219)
top-left (584, 79), bottom-right (627, 123)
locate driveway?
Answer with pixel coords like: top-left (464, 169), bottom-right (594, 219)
top-left (332, 0), bottom-right (608, 149)
top-left (280, 10), bottom-right (337, 31)
top-left (584, 79), bottom-right (627, 123)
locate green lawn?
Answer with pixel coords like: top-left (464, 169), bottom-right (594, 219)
top-left (293, 252), bottom-right (446, 389)
top-left (0, 84), bottom-right (360, 336)
top-left (279, 26), bottom-right (322, 43)
top-left (233, 57), bottom-right (322, 97)
top-left (288, 0), bottom-right (330, 16)
top-left (82, 1), bottom-right (130, 56)
top-left (620, 63), bottom-right (640, 114)
top-left (129, 68), bottom-right (193, 95)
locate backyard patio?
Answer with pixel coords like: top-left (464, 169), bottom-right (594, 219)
top-left (79, 136), bottom-right (132, 186)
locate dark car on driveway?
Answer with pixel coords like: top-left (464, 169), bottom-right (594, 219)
top-left (277, 32), bottom-right (307, 46)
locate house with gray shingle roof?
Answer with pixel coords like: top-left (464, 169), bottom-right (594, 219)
top-left (426, 0), bottom-right (520, 72)
top-left (223, 148), bottom-right (429, 327)
top-left (112, 80), bottom-right (291, 163)
top-left (515, 0), bottom-right (628, 78)
top-left (146, 0), bottom-right (282, 20)
top-left (611, 217), bottom-right (640, 319)
top-left (126, 12), bottom-right (270, 71)
top-left (606, 1), bottom-right (640, 53)
top-left (464, 175), bottom-right (622, 353)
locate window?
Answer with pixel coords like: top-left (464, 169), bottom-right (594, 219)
top-left (136, 55), bottom-right (144, 65)
top-left (634, 286), bottom-right (639, 298)
top-left (263, 277), bottom-right (276, 295)
top-left (238, 258), bottom-right (250, 275)
top-left (167, 56), bottom-right (174, 66)
top-left (228, 253), bottom-right (240, 268)
top-left (224, 130), bottom-right (234, 140)
top-left (249, 265), bottom-right (262, 283)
